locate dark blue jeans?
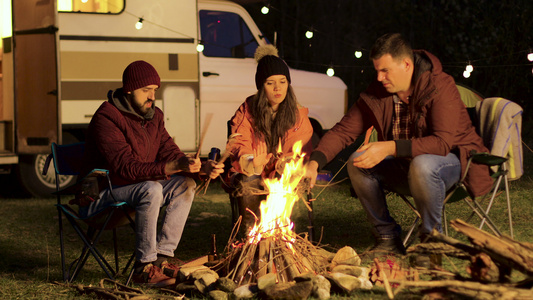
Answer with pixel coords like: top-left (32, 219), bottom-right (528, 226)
top-left (347, 152), bottom-right (461, 238)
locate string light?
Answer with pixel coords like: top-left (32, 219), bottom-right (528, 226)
top-left (135, 17), bottom-right (143, 30)
top-left (196, 41), bottom-right (204, 53)
top-left (326, 66), bottom-right (335, 77)
top-left (261, 5), bottom-right (270, 15)
top-left (120, 2), bottom-right (532, 78)
top-left (81, 0), bottom-right (88, 3)
top-left (465, 62), bottom-right (474, 73)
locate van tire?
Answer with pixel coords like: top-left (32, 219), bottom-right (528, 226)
top-left (16, 154), bottom-right (68, 198)
top-left (15, 133), bottom-right (79, 198)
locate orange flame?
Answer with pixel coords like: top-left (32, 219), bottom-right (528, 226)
top-left (248, 141), bottom-right (305, 247)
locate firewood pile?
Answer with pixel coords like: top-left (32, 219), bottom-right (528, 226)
top-left (391, 219), bottom-right (533, 299)
top-left (173, 239), bottom-right (375, 300)
top-left (56, 218), bottom-right (533, 299)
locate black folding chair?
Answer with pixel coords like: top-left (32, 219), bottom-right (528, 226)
top-left (43, 142), bottom-right (136, 283)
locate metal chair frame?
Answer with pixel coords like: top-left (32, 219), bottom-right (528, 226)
top-left (44, 142), bottom-right (136, 283)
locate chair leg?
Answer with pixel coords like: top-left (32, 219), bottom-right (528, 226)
top-left (403, 216), bottom-right (419, 247)
top-left (123, 251), bottom-right (137, 286)
top-left (69, 225), bottom-right (116, 282)
top-left (464, 197), bottom-right (502, 237)
top-left (397, 194), bottom-right (421, 246)
top-left (64, 210), bottom-right (120, 281)
top-left (504, 174), bottom-right (513, 238)
top-left (125, 260), bottom-right (135, 286)
top-left (113, 228), bottom-right (119, 274)
top-left (57, 206), bottom-right (68, 282)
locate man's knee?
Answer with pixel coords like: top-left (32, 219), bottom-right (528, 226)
top-left (133, 181), bottom-right (164, 207)
top-left (409, 155), bottom-right (436, 179)
top-left (346, 151), bottom-right (363, 177)
top-left (184, 177), bottom-right (196, 190)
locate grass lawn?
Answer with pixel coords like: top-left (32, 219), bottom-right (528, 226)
top-left (0, 148), bottom-right (531, 299)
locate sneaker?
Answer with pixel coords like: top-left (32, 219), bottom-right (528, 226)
top-left (132, 263), bottom-right (176, 287)
top-left (160, 260), bottom-right (181, 278)
top-left (368, 236), bottom-right (407, 258)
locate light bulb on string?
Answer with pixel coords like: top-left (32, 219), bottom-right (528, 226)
top-left (465, 63), bottom-right (473, 73)
top-left (261, 5), bottom-right (270, 14)
top-left (135, 18), bottom-right (144, 30)
top-left (305, 30), bottom-right (313, 39)
top-left (196, 41), bottom-right (205, 53)
top-left (463, 70), bottom-right (471, 78)
top-left (326, 66), bottom-right (335, 77)
top-left (528, 50), bottom-right (533, 62)
top-left (354, 51), bottom-right (362, 59)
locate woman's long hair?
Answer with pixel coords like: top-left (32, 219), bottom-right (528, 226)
top-left (249, 84), bottom-right (299, 153)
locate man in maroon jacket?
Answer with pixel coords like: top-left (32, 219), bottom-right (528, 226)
top-left (305, 34), bottom-right (492, 262)
top-left (80, 60), bottom-right (224, 287)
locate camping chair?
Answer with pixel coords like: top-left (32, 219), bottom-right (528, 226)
top-left (401, 97), bottom-right (522, 244)
top-left (43, 142), bottom-right (136, 283)
top-left (442, 97), bottom-right (523, 238)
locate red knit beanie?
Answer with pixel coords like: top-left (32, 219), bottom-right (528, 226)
top-left (122, 60), bottom-right (161, 93)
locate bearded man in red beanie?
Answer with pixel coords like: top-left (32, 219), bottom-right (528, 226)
top-left (80, 60), bottom-right (224, 287)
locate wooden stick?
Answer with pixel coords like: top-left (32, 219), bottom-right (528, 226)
top-left (198, 133), bottom-right (241, 194)
top-left (391, 279), bottom-right (533, 299)
top-left (257, 238), bottom-right (269, 278)
top-left (196, 113), bottom-right (213, 159)
top-left (374, 258), bottom-right (394, 299)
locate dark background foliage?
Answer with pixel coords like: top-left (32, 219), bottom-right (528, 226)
top-left (241, 0), bottom-right (533, 127)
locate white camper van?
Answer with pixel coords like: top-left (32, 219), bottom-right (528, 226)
top-left (0, 0), bottom-right (347, 197)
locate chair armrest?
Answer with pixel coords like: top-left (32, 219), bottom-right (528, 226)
top-left (470, 152), bottom-right (507, 166)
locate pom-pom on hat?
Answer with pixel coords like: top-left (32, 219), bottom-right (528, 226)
top-left (122, 60), bottom-right (161, 93)
top-left (254, 45), bottom-right (291, 90)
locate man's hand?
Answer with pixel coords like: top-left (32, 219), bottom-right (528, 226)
top-left (166, 155), bottom-right (201, 174)
top-left (202, 160), bottom-right (225, 179)
top-left (352, 141), bottom-right (396, 169)
top-left (304, 160), bottom-right (319, 188)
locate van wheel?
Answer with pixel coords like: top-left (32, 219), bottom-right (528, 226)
top-left (15, 132), bottom-right (79, 198)
top-left (16, 153), bottom-right (75, 198)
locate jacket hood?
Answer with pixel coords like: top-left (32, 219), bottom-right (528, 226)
top-left (412, 50), bottom-right (442, 83)
top-left (107, 88), bottom-right (155, 120)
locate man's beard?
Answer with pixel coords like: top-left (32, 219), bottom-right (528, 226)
top-left (134, 100), bottom-right (155, 116)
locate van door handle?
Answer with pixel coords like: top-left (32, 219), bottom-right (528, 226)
top-left (202, 71), bottom-right (220, 77)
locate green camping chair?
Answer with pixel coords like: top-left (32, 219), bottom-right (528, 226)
top-left (441, 97), bottom-right (522, 238)
top-left (43, 142), bottom-right (136, 283)
top-left (401, 97), bottom-right (522, 244)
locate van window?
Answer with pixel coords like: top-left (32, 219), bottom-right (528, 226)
top-left (58, 0), bottom-right (124, 14)
top-left (199, 10), bottom-right (259, 58)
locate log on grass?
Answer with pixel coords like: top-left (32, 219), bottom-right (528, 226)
top-left (393, 279), bottom-right (533, 300)
top-left (450, 219), bottom-right (533, 276)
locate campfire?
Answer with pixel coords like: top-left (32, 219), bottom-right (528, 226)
top-left (213, 141), bottom-right (330, 286)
